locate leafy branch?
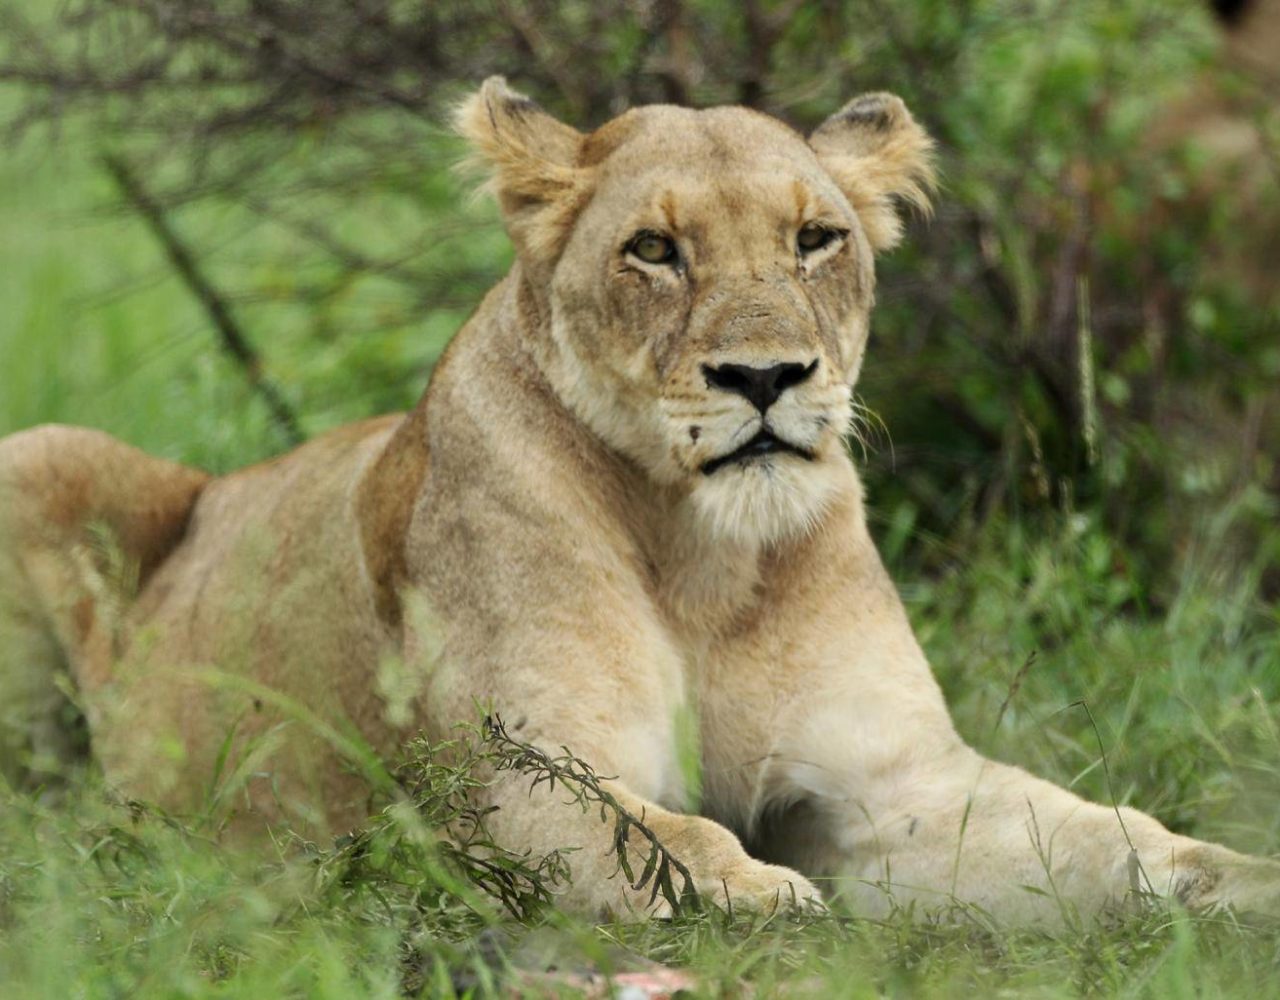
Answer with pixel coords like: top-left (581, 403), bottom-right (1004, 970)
top-left (482, 715), bottom-right (702, 917)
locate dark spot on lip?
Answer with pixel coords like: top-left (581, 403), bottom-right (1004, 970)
top-left (690, 426), bottom-right (701, 442)
top-left (700, 429), bottom-right (814, 475)
top-left (907, 816), bottom-right (919, 837)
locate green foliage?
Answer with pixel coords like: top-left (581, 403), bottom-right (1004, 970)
top-left (5, 750), bottom-right (1280, 996)
top-left (4, 1), bottom-right (1277, 586)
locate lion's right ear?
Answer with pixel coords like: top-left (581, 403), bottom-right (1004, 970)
top-left (454, 77), bottom-right (590, 260)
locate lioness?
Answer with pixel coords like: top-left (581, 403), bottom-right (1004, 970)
top-left (2, 79), bottom-right (1278, 923)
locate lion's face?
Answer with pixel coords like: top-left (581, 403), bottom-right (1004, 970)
top-left (457, 81), bottom-right (934, 544)
top-left (550, 109), bottom-right (876, 543)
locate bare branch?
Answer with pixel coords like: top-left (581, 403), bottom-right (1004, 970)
top-left (102, 153), bottom-right (305, 447)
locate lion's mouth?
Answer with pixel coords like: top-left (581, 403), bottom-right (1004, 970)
top-left (700, 429), bottom-right (814, 475)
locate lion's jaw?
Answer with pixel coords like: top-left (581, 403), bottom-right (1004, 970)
top-left (679, 384), bottom-right (855, 546)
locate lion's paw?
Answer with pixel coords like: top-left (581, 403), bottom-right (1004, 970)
top-left (639, 860), bottom-right (821, 919)
top-left (700, 860), bottom-right (824, 915)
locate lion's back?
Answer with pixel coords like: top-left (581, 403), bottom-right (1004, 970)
top-left (98, 414), bottom-right (409, 828)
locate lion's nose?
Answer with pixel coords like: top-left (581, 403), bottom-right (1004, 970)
top-left (702, 360), bottom-right (817, 413)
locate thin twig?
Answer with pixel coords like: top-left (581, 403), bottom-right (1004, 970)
top-left (993, 650), bottom-right (1038, 734)
top-left (101, 153), bottom-right (305, 447)
top-left (1061, 698), bottom-right (1158, 899)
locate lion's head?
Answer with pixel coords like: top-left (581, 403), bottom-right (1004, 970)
top-left (457, 78), bottom-right (934, 544)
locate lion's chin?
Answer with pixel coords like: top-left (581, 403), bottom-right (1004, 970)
top-left (688, 455), bottom-right (842, 546)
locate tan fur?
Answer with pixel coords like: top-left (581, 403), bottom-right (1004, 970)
top-left (3, 81), bottom-right (1279, 922)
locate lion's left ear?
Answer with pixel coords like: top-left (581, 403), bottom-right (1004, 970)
top-left (808, 93), bottom-right (936, 253)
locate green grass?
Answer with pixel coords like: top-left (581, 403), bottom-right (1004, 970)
top-left (3, 80), bottom-right (1280, 1000)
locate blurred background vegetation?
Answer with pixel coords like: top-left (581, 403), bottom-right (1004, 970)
top-left (1, 0), bottom-right (1278, 825)
top-left (2, 0), bottom-right (1276, 589)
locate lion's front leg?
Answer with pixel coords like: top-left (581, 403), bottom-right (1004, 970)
top-left (764, 738), bottom-right (1280, 924)
top-left (403, 579), bottom-right (819, 919)
top-left (713, 493), bottom-right (1280, 925)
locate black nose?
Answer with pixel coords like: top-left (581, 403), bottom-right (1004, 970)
top-left (702, 360), bottom-right (817, 413)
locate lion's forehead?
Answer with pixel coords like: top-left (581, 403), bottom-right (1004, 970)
top-left (593, 109), bottom-right (823, 187)
top-left (571, 109), bottom-right (854, 255)
top-left (587, 103), bottom-right (805, 160)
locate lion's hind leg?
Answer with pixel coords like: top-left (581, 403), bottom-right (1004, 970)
top-left (0, 549), bottom-right (82, 793)
top-left (0, 425), bottom-right (209, 790)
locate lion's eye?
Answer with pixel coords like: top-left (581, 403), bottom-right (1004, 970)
top-left (797, 223), bottom-right (839, 254)
top-left (627, 232), bottom-right (679, 266)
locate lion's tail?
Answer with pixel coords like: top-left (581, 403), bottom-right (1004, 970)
top-left (0, 425), bottom-right (208, 791)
